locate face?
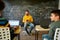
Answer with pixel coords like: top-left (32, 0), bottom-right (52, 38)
top-left (50, 13), bottom-right (56, 21)
top-left (25, 11), bottom-right (29, 16)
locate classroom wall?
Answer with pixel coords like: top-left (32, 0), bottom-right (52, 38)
top-left (3, 0), bottom-right (58, 27)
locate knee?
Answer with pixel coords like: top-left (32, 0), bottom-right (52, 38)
top-left (24, 23), bottom-right (27, 27)
top-left (30, 24), bottom-right (34, 27)
top-left (42, 34), bottom-right (49, 40)
top-left (42, 34), bottom-right (48, 37)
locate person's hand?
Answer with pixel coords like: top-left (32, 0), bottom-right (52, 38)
top-left (26, 20), bottom-right (29, 22)
top-left (25, 20), bottom-right (29, 23)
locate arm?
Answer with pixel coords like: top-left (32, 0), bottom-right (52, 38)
top-left (48, 24), bottom-right (55, 39)
top-left (48, 27), bottom-right (54, 39)
top-left (30, 16), bottom-right (33, 22)
top-left (22, 16), bottom-right (25, 23)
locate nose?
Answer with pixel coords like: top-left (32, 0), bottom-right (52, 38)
top-left (49, 16), bottom-right (51, 19)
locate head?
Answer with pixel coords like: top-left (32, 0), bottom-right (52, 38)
top-left (25, 10), bottom-right (30, 16)
top-left (0, 0), bottom-right (5, 17)
top-left (50, 10), bottom-right (60, 22)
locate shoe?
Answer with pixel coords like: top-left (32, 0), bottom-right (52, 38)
top-left (26, 31), bottom-right (31, 36)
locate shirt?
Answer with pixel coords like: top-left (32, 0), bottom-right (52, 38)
top-left (48, 20), bottom-right (60, 39)
top-left (22, 15), bottom-right (33, 23)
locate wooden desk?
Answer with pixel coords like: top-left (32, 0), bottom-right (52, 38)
top-left (35, 25), bottom-right (50, 40)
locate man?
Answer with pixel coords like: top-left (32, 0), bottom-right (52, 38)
top-left (42, 10), bottom-right (60, 40)
top-left (0, 0), bottom-right (9, 27)
top-left (22, 10), bottom-right (34, 35)
top-left (0, 1), bottom-right (15, 40)
top-left (0, 1), bottom-right (19, 40)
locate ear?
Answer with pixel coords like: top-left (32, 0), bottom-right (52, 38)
top-left (56, 16), bottom-right (60, 19)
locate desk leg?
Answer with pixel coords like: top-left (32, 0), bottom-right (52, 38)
top-left (35, 30), bottom-right (38, 40)
top-left (18, 34), bottom-right (20, 40)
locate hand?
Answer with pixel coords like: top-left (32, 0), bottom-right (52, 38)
top-left (26, 20), bottom-right (29, 22)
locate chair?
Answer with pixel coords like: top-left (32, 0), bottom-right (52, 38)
top-left (0, 27), bottom-right (11, 40)
top-left (13, 26), bottom-right (21, 40)
top-left (54, 28), bottom-right (60, 40)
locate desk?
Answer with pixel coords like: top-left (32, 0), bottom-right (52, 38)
top-left (35, 25), bottom-right (50, 40)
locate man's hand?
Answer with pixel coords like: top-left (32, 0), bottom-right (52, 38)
top-left (26, 20), bottom-right (29, 22)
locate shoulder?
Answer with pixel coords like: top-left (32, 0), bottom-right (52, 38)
top-left (49, 22), bottom-right (56, 28)
top-left (23, 15), bottom-right (26, 17)
top-left (49, 21), bottom-right (60, 28)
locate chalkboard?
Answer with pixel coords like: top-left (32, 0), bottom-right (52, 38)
top-left (3, 0), bottom-right (58, 27)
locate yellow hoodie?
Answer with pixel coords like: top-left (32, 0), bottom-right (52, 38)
top-left (22, 15), bottom-right (33, 23)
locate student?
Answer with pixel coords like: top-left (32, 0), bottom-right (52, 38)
top-left (42, 10), bottom-right (60, 40)
top-left (0, 0), bottom-right (9, 27)
top-left (0, 1), bottom-right (15, 40)
top-left (22, 10), bottom-right (34, 35)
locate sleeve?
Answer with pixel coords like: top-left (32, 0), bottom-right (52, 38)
top-left (48, 24), bottom-right (55, 39)
top-left (48, 27), bottom-right (54, 39)
top-left (4, 19), bottom-right (10, 27)
top-left (22, 16), bottom-right (25, 23)
top-left (30, 16), bottom-right (33, 22)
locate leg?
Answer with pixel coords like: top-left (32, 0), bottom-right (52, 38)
top-left (24, 23), bottom-right (30, 35)
top-left (10, 27), bottom-right (15, 40)
top-left (42, 34), bottom-right (52, 40)
top-left (29, 23), bottom-right (34, 33)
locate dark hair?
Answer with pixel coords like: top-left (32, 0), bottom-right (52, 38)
top-left (25, 10), bottom-right (29, 12)
top-left (51, 10), bottom-right (60, 17)
top-left (0, 0), bottom-right (5, 11)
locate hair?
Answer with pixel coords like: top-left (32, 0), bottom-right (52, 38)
top-left (51, 10), bottom-right (60, 18)
top-left (0, 0), bottom-right (5, 11)
top-left (25, 10), bottom-right (29, 13)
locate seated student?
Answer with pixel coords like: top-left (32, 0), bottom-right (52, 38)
top-left (0, 1), bottom-right (19, 40)
top-left (42, 10), bottom-right (60, 40)
top-left (0, 0), bottom-right (9, 27)
top-left (22, 10), bottom-right (34, 35)
top-left (0, 1), bottom-right (15, 40)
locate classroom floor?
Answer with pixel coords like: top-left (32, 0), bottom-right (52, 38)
top-left (20, 27), bottom-right (41, 40)
top-left (20, 27), bottom-right (35, 40)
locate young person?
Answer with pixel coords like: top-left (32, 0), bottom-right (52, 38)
top-left (22, 10), bottom-right (34, 35)
top-left (0, 0), bottom-right (9, 27)
top-left (42, 10), bottom-right (60, 40)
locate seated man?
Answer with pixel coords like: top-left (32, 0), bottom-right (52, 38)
top-left (22, 10), bottom-right (34, 35)
top-left (42, 10), bottom-right (60, 40)
top-left (0, 0), bottom-right (9, 27)
top-left (0, 1), bottom-right (20, 40)
top-left (0, 1), bottom-right (14, 40)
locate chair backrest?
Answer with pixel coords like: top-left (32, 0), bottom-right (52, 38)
top-left (54, 28), bottom-right (60, 40)
top-left (0, 27), bottom-right (11, 40)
